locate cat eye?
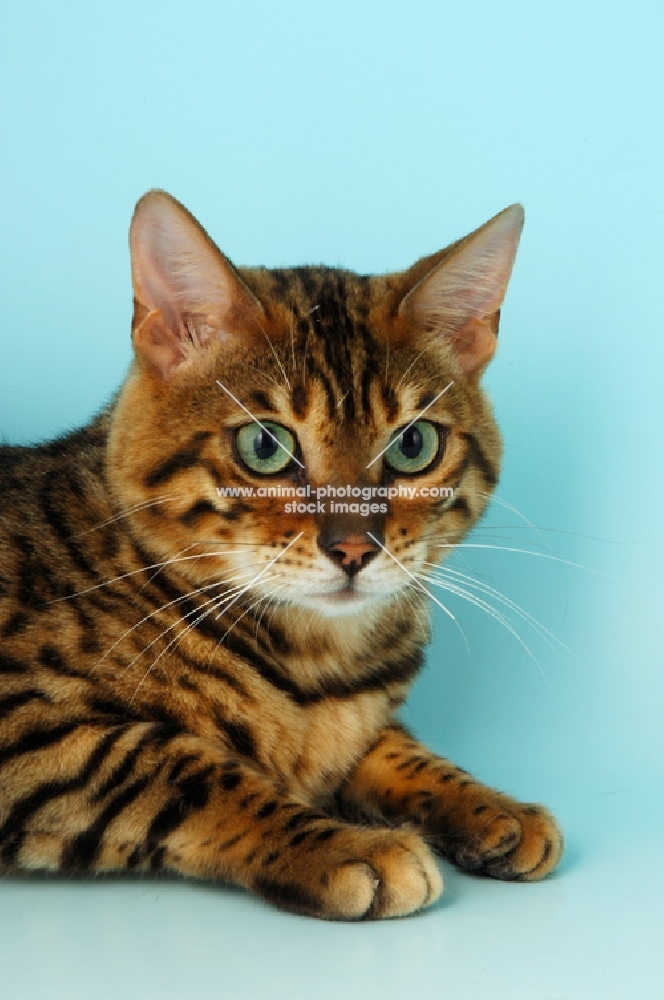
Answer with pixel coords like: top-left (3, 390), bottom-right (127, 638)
top-left (235, 422), bottom-right (297, 475)
top-left (383, 420), bottom-right (440, 474)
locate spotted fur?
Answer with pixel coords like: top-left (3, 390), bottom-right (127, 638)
top-left (0, 192), bottom-right (562, 919)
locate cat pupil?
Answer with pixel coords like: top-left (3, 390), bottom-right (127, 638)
top-left (255, 429), bottom-right (278, 460)
top-left (399, 426), bottom-right (422, 459)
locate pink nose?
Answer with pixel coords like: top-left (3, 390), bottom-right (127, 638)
top-left (328, 534), bottom-right (378, 567)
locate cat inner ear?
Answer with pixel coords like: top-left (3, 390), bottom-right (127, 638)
top-left (129, 190), bottom-right (265, 379)
top-left (398, 204), bottom-right (524, 375)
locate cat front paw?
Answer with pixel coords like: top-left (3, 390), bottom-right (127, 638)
top-left (255, 826), bottom-right (443, 920)
top-left (439, 801), bottom-right (563, 881)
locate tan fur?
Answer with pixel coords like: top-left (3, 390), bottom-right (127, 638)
top-left (0, 193), bottom-right (562, 918)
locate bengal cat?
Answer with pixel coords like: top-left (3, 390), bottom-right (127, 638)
top-left (0, 192), bottom-right (563, 918)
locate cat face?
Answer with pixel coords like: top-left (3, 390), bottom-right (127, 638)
top-left (106, 192), bottom-right (522, 620)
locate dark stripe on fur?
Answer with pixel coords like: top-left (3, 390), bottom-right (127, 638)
top-left (461, 432), bottom-right (498, 487)
top-left (0, 689), bottom-right (48, 716)
top-left (175, 651), bottom-right (250, 698)
top-left (13, 533), bottom-right (61, 607)
top-left (38, 644), bottom-right (90, 680)
top-left (0, 653), bottom-right (28, 675)
top-left (62, 774), bottom-right (153, 869)
top-left (0, 722), bottom-right (81, 766)
top-left (167, 753), bottom-right (200, 784)
top-left (216, 716), bottom-right (257, 760)
top-left (177, 764), bottom-right (215, 810)
top-left (39, 473), bottom-right (99, 579)
top-left (251, 391), bottom-right (276, 412)
top-left (90, 726), bottom-right (167, 802)
top-left (0, 726), bottom-right (130, 865)
top-left (1, 612), bottom-right (30, 638)
top-left (446, 495), bottom-right (471, 517)
top-left (144, 432), bottom-right (212, 488)
top-left (224, 629), bottom-right (423, 705)
top-left (178, 500), bottom-right (218, 527)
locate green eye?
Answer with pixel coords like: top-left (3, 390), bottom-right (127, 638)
top-left (384, 420), bottom-right (440, 474)
top-left (235, 422), bottom-right (297, 475)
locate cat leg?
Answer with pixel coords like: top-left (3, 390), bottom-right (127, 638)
top-left (0, 719), bottom-right (441, 919)
top-left (338, 723), bottom-right (563, 881)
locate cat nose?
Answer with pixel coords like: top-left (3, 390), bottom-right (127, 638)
top-left (320, 533), bottom-right (380, 576)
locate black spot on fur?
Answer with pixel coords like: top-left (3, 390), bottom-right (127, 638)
top-left (220, 769), bottom-right (242, 792)
top-left (0, 652), bottom-right (28, 675)
top-left (251, 390), bottom-right (276, 412)
top-left (178, 765), bottom-right (215, 810)
top-left (289, 830), bottom-right (311, 847)
top-left (221, 501), bottom-right (251, 522)
top-left (1, 611), bottom-right (29, 638)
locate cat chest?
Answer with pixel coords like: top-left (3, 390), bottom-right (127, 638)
top-left (278, 694), bottom-right (390, 800)
top-left (222, 688), bottom-right (390, 802)
top-left (148, 633), bottom-right (397, 799)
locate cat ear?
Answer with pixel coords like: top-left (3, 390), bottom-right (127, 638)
top-left (129, 190), bottom-right (264, 379)
top-left (398, 204), bottom-right (524, 375)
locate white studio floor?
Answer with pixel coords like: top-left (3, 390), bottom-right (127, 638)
top-left (1, 785), bottom-right (662, 1000)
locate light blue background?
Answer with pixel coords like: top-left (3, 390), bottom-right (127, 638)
top-left (1, 2), bottom-right (663, 997)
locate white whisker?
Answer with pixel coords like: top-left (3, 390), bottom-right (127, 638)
top-left (73, 494), bottom-right (181, 537)
top-left (220, 584), bottom-right (287, 645)
top-left (367, 533), bottom-right (470, 653)
top-left (477, 491), bottom-right (554, 554)
top-left (125, 576), bottom-right (276, 707)
top-left (432, 542), bottom-right (623, 580)
top-left (423, 561), bottom-right (573, 658)
top-left (46, 548), bottom-right (255, 604)
top-left (367, 534), bottom-right (455, 622)
top-left (395, 342), bottom-right (436, 392)
top-left (237, 362), bottom-right (284, 390)
top-left (213, 533), bottom-right (304, 620)
top-left (415, 571), bottom-right (551, 686)
top-left (258, 320), bottom-right (291, 390)
top-left (90, 566), bottom-right (264, 678)
top-left (290, 310), bottom-right (297, 373)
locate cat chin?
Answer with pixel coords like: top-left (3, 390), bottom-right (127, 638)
top-left (289, 589), bottom-right (393, 619)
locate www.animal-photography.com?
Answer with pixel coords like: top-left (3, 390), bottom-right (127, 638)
top-left (1, 3), bottom-right (662, 999)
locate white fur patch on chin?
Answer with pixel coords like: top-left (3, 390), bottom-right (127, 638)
top-left (285, 585), bottom-right (396, 619)
top-left (303, 595), bottom-right (375, 619)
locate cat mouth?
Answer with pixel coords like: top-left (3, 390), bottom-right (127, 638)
top-left (324, 589), bottom-right (365, 603)
top-left (307, 583), bottom-right (379, 610)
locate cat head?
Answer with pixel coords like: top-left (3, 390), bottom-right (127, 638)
top-left (107, 191), bottom-right (523, 620)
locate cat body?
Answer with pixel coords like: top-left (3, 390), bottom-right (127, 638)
top-left (0, 193), bottom-right (562, 918)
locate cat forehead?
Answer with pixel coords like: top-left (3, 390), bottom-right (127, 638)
top-left (224, 266), bottom-right (449, 428)
top-left (238, 264), bottom-right (392, 322)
